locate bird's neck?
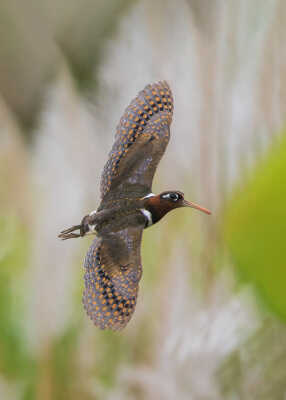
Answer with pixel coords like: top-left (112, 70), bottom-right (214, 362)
top-left (143, 195), bottom-right (174, 225)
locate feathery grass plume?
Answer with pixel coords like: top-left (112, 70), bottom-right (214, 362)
top-left (0, 0), bottom-right (285, 398)
top-left (104, 246), bottom-right (260, 400)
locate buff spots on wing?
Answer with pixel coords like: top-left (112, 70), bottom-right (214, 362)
top-left (101, 81), bottom-right (173, 197)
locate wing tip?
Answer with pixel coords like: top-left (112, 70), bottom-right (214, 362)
top-left (143, 79), bottom-right (171, 90)
top-left (83, 292), bottom-right (134, 331)
top-left (141, 80), bottom-right (173, 100)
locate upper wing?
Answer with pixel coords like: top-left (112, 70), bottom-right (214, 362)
top-left (100, 81), bottom-right (173, 200)
top-left (82, 226), bottom-right (144, 331)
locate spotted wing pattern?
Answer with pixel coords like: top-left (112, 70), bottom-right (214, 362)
top-left (100, 81), bottom-right (173, 200)
top-left (82, 227), bottom-right (144, 330)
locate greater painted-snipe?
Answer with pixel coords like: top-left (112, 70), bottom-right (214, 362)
top-left (59, 81), bottom-right (211, 331)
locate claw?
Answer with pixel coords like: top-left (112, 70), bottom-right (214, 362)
top-left (59, 232), bottom-right (82, 240)
top-left (58, 213), bottom-right (98, 240)
top-left (58, 224), bottom-right (82, 240)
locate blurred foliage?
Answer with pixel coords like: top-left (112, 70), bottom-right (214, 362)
top-left (0, 0), bottom-right (135, 134)
top-left (224, 131), bottom-right (286, 321)
top-left (0, 216), bottom-right (36, 394)
top-left (1, 0), bottom-right (286, 399)
top-left (51, 326), bottom-right (79, 400)
top-left (58, 0), bottom-right (136, 90)
top-left (219, 318), bottom-right (286, 400)
top-left (0, 0), bottom-right (58, 131)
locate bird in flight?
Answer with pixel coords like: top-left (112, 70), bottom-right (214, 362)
top-left (59, 81), bottom-right (211, 331)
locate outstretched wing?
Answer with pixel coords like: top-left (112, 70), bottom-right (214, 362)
top-left (100, 81), bottom-right (173, 200)
top-left (82, 226), bottom-right (144, 331)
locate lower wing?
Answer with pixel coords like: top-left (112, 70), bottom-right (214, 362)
top-left (82, 226), bottom-right (144, 330)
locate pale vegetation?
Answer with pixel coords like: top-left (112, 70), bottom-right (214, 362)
top-left (1, 1), bottom-right (286, 399)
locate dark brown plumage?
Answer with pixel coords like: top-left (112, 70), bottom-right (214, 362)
top-left (100, 80), bottom-right (173, 201)
top-left (59, 81), bottom-right (211, 331)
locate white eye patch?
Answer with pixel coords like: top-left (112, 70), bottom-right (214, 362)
top-left (162, 193), bottom-right (179, 201)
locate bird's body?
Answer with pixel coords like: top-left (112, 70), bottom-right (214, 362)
top-left (59, 81), bottom-right (210, 331)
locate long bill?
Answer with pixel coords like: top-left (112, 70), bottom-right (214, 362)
top-left (182, 200), bottom-right (211, 215)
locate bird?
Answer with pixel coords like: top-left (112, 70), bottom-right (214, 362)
top-left (58, 81), bottom-right (211, 331)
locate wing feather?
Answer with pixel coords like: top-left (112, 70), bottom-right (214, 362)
top-left (82, 226), bottom-right (143, 330)
top-left (100, 81), bottom-right (173, 200)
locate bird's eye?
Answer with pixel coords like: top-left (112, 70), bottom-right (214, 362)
top-left (161, 192), bottom-right (183, 201)
top-left (169, 193), bottom-right (179, 201)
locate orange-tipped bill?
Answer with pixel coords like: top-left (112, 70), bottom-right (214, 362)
top-left (182, 200), bottom-right (211, 215)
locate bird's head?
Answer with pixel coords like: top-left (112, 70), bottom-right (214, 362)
top-left (159, 191), bottom-right (211, 213)
top-left (142, 191), bottom-right (211, 225)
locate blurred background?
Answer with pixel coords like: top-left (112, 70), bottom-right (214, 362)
top-left (1, 0), bottom-right (286, 399)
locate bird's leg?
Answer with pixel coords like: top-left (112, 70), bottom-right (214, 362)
top-left (58, 213), bottom-right (97, 240)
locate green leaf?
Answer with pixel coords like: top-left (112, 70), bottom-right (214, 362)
top-left (224, 133), bottom-right (286, 321)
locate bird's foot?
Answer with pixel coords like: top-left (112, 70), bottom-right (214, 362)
top-left (58, 225), bottom-right (83, 240)
top-left (58, 214), bottom-right (97, 240)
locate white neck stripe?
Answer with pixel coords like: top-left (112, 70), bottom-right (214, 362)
top-left (140, 209), bottom-right (153, 227)
top-left (143, 193), bottom-right (155, 199)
